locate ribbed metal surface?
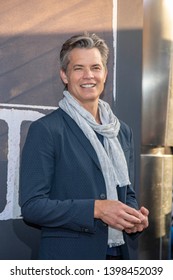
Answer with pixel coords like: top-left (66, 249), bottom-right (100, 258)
top-left (140, 0), bottom-right (173, 259)
top-left (139, 148), bottom-right (173, 259)
top-left (142, 0), bottom-right (173, 146)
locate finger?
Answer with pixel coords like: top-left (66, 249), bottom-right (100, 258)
top-left (125, 227), bottom-right (138, 234)
top-left (119, 219), bottom-right (138, 229)
top-left (111, 219), bottom-right (136, 230)
top-left (124, 205), bottom-right (142, 220)
top-left (123, 212), bottom-right (142, 224)
top-left (140, 206), bottom-right (149, 216)
top-left (135, 224), bottom-right (144, 232)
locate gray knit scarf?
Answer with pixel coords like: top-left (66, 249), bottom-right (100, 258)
top-left (59, 90), bottom-right (130, 247)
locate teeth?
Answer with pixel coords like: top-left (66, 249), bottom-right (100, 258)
top-left (81, 84), bottom-right (95, 88)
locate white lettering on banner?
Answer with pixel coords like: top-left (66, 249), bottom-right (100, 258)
top-left (0, 108), bottom-right (44, 220)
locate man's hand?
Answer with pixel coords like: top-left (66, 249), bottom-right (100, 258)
top-left (94, 200), bottom-right (143, 230)
top-left (124, 206), bottom-right (149, 234)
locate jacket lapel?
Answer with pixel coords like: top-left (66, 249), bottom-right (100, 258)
top-left (62, 110), bottom-right (102, 170)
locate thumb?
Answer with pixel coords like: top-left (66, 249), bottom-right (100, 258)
top-left (140, 206), bottom-right (149, 216)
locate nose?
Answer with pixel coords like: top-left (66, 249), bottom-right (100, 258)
top-left (83, 68), bottom-right (94, 79)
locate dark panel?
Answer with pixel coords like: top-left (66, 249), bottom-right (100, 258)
top-left (115, 29), bottom-right (143, 196)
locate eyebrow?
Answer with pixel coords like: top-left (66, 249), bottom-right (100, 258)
top-left (73, 63), bottom-right (102, 68)
top-left (73, 64), bottom-right (83, 68)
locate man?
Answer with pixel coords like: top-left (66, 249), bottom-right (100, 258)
top-left (20, 32), bottom-right (149, 260)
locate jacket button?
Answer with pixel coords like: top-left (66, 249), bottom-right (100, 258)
top-left (82, 228), bottom-right (89, 233)
top-left (100, 193), bottom-right (106, 199)
top-left (103, 222), bottom-right (108, 227)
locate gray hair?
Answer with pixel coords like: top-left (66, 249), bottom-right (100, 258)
top-left (60, 32), bottom-right (109, 72)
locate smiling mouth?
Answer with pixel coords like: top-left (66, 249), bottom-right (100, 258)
top-left (80, 84), bottom-right (96, 88)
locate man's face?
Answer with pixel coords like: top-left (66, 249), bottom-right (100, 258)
top-left (60, 47), bottom-right (107, 106)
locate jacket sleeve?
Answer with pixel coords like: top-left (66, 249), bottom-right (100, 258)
top-left (19, 120), bottom-right (95, 233)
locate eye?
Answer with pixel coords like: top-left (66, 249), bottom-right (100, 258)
top-left (92, 65), bottom-right (102, 71)
top-left (73, 66), bottom-right (83, 71)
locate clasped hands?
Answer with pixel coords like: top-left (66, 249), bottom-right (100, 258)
top-left (94, 200), bottom-right (149, 234)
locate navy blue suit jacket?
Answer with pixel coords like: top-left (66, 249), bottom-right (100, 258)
top-left (20, 108), bottom-right (139, 260)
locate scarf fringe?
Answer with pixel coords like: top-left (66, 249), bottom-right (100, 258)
top-left (108, 240), bottom-right (125, 248)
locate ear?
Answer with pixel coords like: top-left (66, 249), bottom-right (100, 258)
top-left (60, 69), bottom-right (68, 84)
top-left (104, 69), bottom-right (108, 83)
